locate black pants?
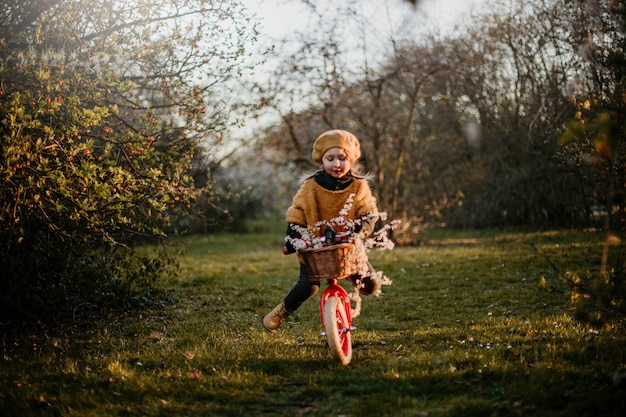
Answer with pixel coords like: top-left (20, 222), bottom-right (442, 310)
top-left (283, 263), bottom-right (320, 312)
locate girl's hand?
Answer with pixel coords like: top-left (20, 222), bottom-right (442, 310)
top-left (283, 241), bottom-right (297, 254)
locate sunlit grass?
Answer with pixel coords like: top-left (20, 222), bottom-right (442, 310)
top-left (1, 228), bottom-right (624, 416)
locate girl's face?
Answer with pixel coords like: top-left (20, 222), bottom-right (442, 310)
top-left (322, 147), bottom-right (351, 178)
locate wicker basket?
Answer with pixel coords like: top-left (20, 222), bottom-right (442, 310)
top-left (299, 243), bottom-right (357, 280)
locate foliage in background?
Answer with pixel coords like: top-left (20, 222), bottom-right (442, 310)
top-left (556, 0), bottom-right (626, 322)
top-left (242, 0), bottom-right (617, 235)
top-left (0, 0), bottom-right (259, 317)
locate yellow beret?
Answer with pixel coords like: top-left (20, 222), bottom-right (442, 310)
top-left (312, 130), bottom-right (361, 163)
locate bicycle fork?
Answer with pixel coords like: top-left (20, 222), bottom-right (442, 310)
top-left (319, 279), bottom-right (354, 336)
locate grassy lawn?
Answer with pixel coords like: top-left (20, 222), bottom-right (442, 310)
top-left (1, 228), bottom-right (625, 416)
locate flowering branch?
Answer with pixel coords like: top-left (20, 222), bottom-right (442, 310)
top-left (285, 194), bottom-right (399, 251)
top-left (285, 193), bottom-right (399, 300)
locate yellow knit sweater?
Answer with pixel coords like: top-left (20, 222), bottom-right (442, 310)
top-left (285, 177), bottom-right (378, 235)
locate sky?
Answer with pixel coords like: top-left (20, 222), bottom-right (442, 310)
top-left (241, 0), bottom-right (488, 43)
top-left (232, 0), bottom-right (488, 137)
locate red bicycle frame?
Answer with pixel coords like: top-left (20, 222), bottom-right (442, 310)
top-left (319, 279), bottom-right (352, 332)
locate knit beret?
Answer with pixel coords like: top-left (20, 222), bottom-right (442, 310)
top-left (312, 130), bottom-right (361, 163)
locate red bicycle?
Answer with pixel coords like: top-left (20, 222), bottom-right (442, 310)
top-left (300, 242), bottom-right (359, 366)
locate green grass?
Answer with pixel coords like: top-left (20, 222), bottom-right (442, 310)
top-left (1, 229), bottom-right (625, 416)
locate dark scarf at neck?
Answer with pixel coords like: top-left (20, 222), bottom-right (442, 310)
top-left (315, 171), bottom-right (354, 191)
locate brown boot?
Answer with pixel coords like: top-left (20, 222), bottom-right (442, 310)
top-left (348, 262), bottom-right (382, 295)
top-left (263, 302), bottom-right (291, 333)
top-left (348, 263), bottom-right (381, 295)
top-left (348, 275), bottom-right (382, 295)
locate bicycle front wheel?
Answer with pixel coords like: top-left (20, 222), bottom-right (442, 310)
top-left (323, 295), bottom-right (352, 366)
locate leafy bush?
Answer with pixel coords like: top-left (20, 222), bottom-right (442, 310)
top-left (1, 241), bottom-right (177, 317)
top-left (0, 0), bottom-right (258, 319)
top-left (0, 58), bottom-right (195, 317)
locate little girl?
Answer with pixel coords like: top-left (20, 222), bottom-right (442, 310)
top-left (263, 129), bottom-right (381, 333)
